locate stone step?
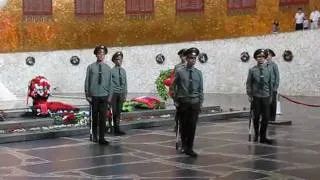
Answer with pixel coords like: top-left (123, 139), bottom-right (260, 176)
top-left (123, 106), bottom-right (221, 119)
top-left (0, 118), bottom-right (53, 131)
top-left (0, 106), bottom-right (221, 131)
top-left (1, 105), bottom-right (221, 119)
top-left (0, 111), bottom-right (249, 144)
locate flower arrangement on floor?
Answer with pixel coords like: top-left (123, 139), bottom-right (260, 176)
top-left (27, 75), bottom-right (79, 115)
top-left (51, 111), bottom-right (89, 125)
top-left (155, 69), bottom-right (175, 101)
top-left (122, 96), bottom-right (165, 112)
top-left (0, 111), bottom-right (91, 134)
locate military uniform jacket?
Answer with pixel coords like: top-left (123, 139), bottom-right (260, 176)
top-left (174, 63), bottom-right (185, 71)
top-left (111, 66), bottom-right (127, 95)
top-left (84, 61), bottom-right (113, 97)
top-left (173, 66), bottom-right (204, 104)
top-left (246, 63), bottom-right (273, 98)
top-left (267, 61), bottom-right (280, 92)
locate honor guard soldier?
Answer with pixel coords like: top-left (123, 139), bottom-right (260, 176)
top-left (175, 48), bottom-right (187, 71)
top-left (266, 49), bottom-right (280, 122)
top-left (173, 48), bottom-right (187, 132)
top-left (172, 47), bottom-right (204, 157)
top-left (110, 51), bottom-right (127, 136)
top-left (84, 45), bottom-right (112, 145)
top-left (246, 49), bottom-right (273, 144)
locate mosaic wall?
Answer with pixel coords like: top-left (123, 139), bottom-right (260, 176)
top-left (0, 0), bottom-right (318, 52)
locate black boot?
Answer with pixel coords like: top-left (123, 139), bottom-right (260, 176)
top-left (92, 137), bottom-right (98, 143)
top-left (185, 149), bottom-right (198, 158)
top-left (99, 138), bottom-right (109, 145)
top-left (260, 137), bottom-right (273, 144)
top-left (92, 132), bottom-right (98, 143)
top-left (114, 130), bottom-right (126, 136)
top-left (114, 125), bottom-right (125, 136)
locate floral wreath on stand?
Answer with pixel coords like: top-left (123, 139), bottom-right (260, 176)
top-left (155, 69), bottom-right (175, 101)
top-left (27, 75), bottom-right (79, 117)
top-left (27, 75), bottom-right (51, 107)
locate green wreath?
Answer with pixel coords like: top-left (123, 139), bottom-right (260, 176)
top-left (155, 69), bottom-right (172, 101)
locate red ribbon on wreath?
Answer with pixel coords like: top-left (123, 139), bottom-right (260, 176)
top-left (163, 70), bottom-right (175, 98)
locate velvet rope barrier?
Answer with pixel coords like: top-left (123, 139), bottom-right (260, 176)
top-left (279, 94), bottom-right (320, 107)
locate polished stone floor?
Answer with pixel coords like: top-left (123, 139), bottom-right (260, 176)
top-left (1, 109), bottom-right (320, 179)
top-left (0, 95), bottom-right (319, 179)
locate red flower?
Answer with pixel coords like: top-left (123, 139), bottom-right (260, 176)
top-left (63, 113), bottom-right (76, 124)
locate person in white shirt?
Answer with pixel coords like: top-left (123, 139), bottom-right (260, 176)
top-left (303, 18), bottom-right (309, 30)
top-left (295, 8), bottom-right (305, 31)
top-left (310, 7), bottom-right (320, 29)
top-left (272, 20), bottom-right (280, 33)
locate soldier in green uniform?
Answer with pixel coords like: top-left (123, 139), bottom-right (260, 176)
top-left (173, 48), bottom-right (187, 133)
top-left (266, 49), bottom-right (280, 122)
top-left (175, 48), bottom-right (187, 71)
top-left (246, 49), bottom-right (273, 144)
top-left (84, 45), bottom-right (112, 145)
top-left (110, 51), bottom-right (127, 136)
top-left (173, 47), bottom-right (204, 157)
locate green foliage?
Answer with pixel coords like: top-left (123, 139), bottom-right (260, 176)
top-left (53, 115), bottom-right (63, 125)
top-left (155, 69), bottom-right (172, 101)
top-left (122, 101), bottom-right (136, 112)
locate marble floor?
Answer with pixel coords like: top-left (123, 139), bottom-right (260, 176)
top-left (0, 117), bottom-right (319, 179)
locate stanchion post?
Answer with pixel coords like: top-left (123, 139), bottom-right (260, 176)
top-left (276, 93), bottom-right (282, 115)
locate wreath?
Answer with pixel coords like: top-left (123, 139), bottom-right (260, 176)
top-left (27, 75), bottom-right (51, 102)
top-left (26, 56), bottom-right (35, 66)
top-left (70, 56), bottom-right (80, 65)
top-left (198, 53), bottom-right (208, 63)
top-left (155, 69), bottom-right (173, 101)
top-left (240, 52), bottom-right (250, 62)
top-left (283, 50), bottom-right (293, 62)
top-left (156, 54), bottom-right (165, 64)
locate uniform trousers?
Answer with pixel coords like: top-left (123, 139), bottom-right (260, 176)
top-left (91, 96), bottom-right (108, 140)
top-left (252, 96), bottom-right (271, 140)
top-left (111, 93), bottom-right (124, 132)
top-left (178, 102), bottom-right (200, 151)
top-left (270, 92), bottom-right (277, 122)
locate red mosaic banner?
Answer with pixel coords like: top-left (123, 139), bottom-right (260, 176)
top-left (126, 0), bottom-right (154, 15)
top-left (227, 0), bottom-right (256, 9)
top-left (23, 0), bottom-right (52, 16)
top-left (75, 0), bottom-right (104, 16)
top-left (176, 0), bottom-right (204, 12)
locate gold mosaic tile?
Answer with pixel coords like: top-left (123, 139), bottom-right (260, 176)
top-left (0, 0), bottom-right (315, 52)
